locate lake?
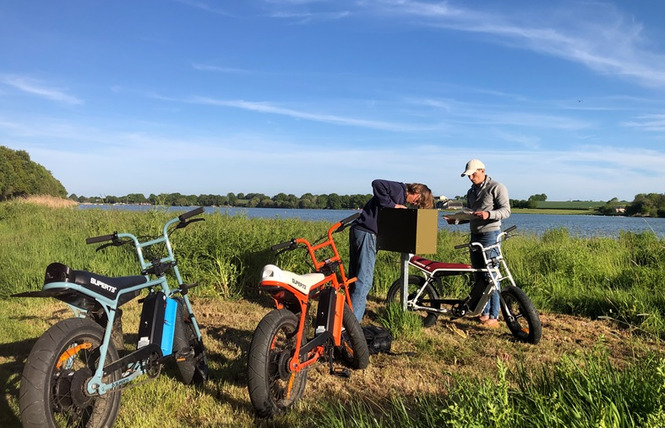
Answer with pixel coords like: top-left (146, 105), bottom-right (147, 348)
top-left (77, 204), bottom-right (665, 238)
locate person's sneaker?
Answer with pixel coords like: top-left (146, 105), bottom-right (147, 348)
top-left (480, 318), bottom-right (499, 328)
top-left (478, 315), bottom-right (490, 322)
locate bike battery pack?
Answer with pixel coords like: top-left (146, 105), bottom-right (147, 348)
top-left (137, 291), bottom-right (177, 356)
top-left (315, 288), bottom-right (344, 337)
top-left (160, 296), bottom-right (177, 356)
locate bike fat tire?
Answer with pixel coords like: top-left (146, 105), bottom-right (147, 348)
top-left (247, 309), bottom-right (308, 418)
top-left (386, 275), bottom-right (440, 327)
top-left (172, 297), bottom-right (209, 385)
top-left (500, 285), bottom-right (542, 345)
top-left (338, 304), bottom-right (370, 369)
top-left (19, 317), bottom-right (121, 428)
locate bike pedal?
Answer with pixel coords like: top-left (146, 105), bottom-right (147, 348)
top-left (175, 347), bottom-right (195, 362)
top-left (331, 367), bottom-right (351, 378)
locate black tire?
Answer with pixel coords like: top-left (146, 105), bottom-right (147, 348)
top-left (500, 285), bottom-right (542, 344)
top-left (247, 309), bottom-right (308, 418)
top-left (172, 297), bottom-right (208, 385)
top-left (386, 275), bottom-right (440, 327)
top-left (337, 304), bottom-right (370, 369)
top-left (19, 317), bottom-right (121, 428)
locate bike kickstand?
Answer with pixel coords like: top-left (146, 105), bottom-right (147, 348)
top-left (327, 347), bottom-right (351, 378)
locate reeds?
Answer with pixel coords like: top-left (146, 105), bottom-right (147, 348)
top-left (3, 202), bottom-right (665, 427)
top-left (3, 202), bottom-right (665, 337)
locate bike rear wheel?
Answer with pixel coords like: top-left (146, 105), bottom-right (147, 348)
top-left (19, 317), bottom-right (121, 428)
top-left (172, 297), bottom-right (208, 385)
top-left (247, 309), bottom-right (308, 418)
top-left (500, 285), bottom-right (542, 344)
top-left (386, 275), bottom-right (440, 327)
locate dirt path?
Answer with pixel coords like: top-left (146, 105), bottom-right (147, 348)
top-left (192, 297), bottom-right (662, 407)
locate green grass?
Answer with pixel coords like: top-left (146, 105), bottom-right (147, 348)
top-left (3, 202), bottom-right (665, 335)
top-left (511, 208), bottom-right (596, 215)
top-left (309, 351), bottom-right (665, 428)
top-left (535, 201), bottom-right (607, 210)
top-left (2, 201), bottom-right (665, 427)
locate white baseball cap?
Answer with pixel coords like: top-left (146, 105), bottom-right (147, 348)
top-left (461, 159), bottom-right (485, 177)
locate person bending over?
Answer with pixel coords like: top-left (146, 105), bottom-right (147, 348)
top-left (349, 179), bottom-right (433, 322)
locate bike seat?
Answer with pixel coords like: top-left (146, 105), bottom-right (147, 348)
top-left (410, 256), bottom-right (472, 275)
top-left (44, 262), bottom-right (146, 305)
top-left (260, 264), bottom-right (325, 294)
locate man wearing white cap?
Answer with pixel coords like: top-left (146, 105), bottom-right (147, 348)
top-left (448, 159), bottom-right (511, 327)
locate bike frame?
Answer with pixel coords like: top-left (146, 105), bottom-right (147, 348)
top-left (22, 209), bottom-right (205, 396)
top-left (259, 214), bottom-right (358, 373)
top-left (405, 227), bottom-right (517, 317)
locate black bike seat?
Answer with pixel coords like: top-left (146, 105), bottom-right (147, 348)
top-left (44, 262), bottom-right (147, 302)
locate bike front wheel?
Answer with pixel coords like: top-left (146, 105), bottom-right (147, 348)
top-left (247, 309), bottom-right (308, 418)
top-left (386, 275), bottom-right (440, 327)
top-left (19, 317), bottom-right (121, 428)
top-left (172, 297), bottom-right (209, 385)
top-left (500, 285), bottom-right (542, 344)
top-left (337, 303), bottom-right (370, 369)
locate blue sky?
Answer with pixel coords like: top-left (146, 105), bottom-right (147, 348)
top-left (2, 0), bottom-right (665, 201)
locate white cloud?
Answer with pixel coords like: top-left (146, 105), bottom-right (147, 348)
top-left (622, 114), bottom-right (665, 132)
top-left (0, 75), bottom-right (83, 105)
top-left (364, 0), bottom-right (665, 88)
top-left (188, 96), bottom-right (435, 131)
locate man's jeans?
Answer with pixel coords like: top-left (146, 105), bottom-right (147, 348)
top-left (348, 227), bottom-right (377, 322)
top-left (470, 230), bottom-right (501, 319)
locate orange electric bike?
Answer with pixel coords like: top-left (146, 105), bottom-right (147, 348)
top-left (247, 213), bottom-right (369, 418)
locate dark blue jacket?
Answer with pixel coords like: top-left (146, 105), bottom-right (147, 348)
top-left (354, 179), bottom-right (407, 235)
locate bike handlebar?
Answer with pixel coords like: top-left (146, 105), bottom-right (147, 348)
top-left (271, 239), bottom-right (296, 252)
top-left (86, 233), bottom-right (117, 245)
top-left (85, 207), bottom-right (205, 247)
top-left (454, 226), bottom-right (518, 250)
top-left (338, 212), bottom-right (360, 230)
top-left (269, 213), bottom-right (360, 254)
top-left (179, 206), bottom-right (204, 221)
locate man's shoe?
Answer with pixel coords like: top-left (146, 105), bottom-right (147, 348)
top-left (478, 315), bottom-right (490, 323)
top-left (480, 318), bottom-right (499, 328)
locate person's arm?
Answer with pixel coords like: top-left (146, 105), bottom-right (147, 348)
top-left (487, 182), bottom-right (511, 220)
top-left (371, 179), bottom-right (405, 208)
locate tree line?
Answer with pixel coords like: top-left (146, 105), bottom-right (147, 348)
top-left (0, 146), bottom-right (67, 201)
top-left (4, 145), bottom-right (665, 217)
top-left (598, 194), bottom-right (665, 217)
top-left (69, 192), bottom-right (375, 210)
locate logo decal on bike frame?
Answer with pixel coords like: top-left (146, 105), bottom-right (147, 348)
top-left (91, 277), bottom-right (117, 294)
top-left (290, 278), bottom-right (308, 293)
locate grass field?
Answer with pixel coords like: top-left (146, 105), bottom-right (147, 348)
top-left (535, 200), bottom-right (607, 210)
top-left (1, 200), bottom-right (664, 427)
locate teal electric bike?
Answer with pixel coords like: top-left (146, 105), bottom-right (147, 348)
top-left (13, 207), bottom-right (209, 428)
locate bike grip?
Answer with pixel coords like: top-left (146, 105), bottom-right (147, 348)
top-left (454, 243), bottom-right (470, 250)
top-left (505, 225), bottom-right (517, 233)
top-left (179, 206), bottom-right (204, 221)
top-left (271, 239), bottom-right (295, 252)
top-left (339, 212), bottom-right (361, 227)
top-left (86, 234), bottom-right (115, 244)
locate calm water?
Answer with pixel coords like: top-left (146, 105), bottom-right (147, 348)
top-left (78, 204), bottom-right (665, 238)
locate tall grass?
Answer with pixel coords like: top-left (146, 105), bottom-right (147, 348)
top-left (2, 202), bottom-right (665, 336)
top-left (505, 227), bottom-right (665, 337)
top-left (3, 202), bottom-right (665, 427)
top-left (305, 350), bottom-right (665, 428)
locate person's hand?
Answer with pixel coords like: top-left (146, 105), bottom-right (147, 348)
top-left (473, 211), bottom-right (489, 220)
top-left (394, 204), bottom-right (407, 209)
top-left (443, 216), bottom-right (457, 225)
